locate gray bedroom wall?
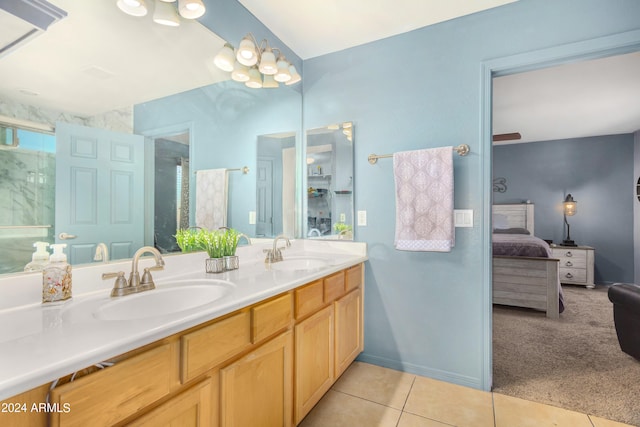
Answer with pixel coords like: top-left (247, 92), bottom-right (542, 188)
top-left (493, 134), bottom-right (634, 285)
top-left (635, 130), bottom-right (640, 283)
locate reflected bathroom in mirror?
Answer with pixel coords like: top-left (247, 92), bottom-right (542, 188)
top-left (0, 0), bottom-right (303, 275)
top-left (255, 132), bottom-right (297, 238)
top-left (306, 122), bottom-right (354, 240)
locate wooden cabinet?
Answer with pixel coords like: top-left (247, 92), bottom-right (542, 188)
top-left (334, 287), bottom-right (363, 378)
top-left (127, 378), bottom-right (213, 427)
top-left (220, 330), bottom-right (293, 427)
top-left (49, 343), bottom-right (176, 427)
top-left (551, 246), bottom-right (595, 288)
top-left (2, 263), bottom-right (364, 427)
top-left (294, 305), bottom-right (334, 424)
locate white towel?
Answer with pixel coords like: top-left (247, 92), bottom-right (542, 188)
top-left (393, 147), bottom-right (454, 252)
top-left (195, 169), bottom-right (228, 230)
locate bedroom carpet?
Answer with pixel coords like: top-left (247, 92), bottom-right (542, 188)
top-left (492, 285), bottom-right (640, 426)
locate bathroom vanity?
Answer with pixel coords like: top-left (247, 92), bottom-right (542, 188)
top-left (0, 239), bottom-right (366, 426)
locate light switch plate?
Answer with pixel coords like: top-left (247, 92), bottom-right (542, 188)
top-left (454, 209), bottom-right (473, 227)
top-left (357, 210), bottom-right (367, 226)
top-left (340, 213), bottom-right (346, 222)
top-left (249, 211), bottom-right (256, 225)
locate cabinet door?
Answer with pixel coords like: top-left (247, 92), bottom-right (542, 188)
top-left (294, 305), bottom-right (334, 424)
top-left (220, 330), bottom-right (293, 427)
top-left (334, 287), bottom-right (363, 378)
top-left (127, 378), bottom-right (213, 427)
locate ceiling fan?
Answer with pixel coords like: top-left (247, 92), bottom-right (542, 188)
top-left (492, 132), bottom-right (522, 142)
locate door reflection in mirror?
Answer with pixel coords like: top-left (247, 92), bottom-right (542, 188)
top-left (256, 132), bottom-right (296, 238)
top-left (306, 122), bottom-right (354, 240)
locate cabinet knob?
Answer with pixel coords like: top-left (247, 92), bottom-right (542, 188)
top-left (565, 273), bottom-right (573, 279)
top-left (565, 251), bottom-right (573, 257)
top-left (565, 261), bottom-right (573, 267)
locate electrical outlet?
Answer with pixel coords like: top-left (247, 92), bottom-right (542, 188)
top-left (357, 210), bottom-right (367, 226)
top-left (249, 211), bottom-right (256, 225)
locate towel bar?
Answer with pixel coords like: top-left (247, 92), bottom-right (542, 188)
top-left (368, 144), bottom-right (470, 165)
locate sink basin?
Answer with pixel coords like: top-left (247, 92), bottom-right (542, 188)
top-left (269, 257), bottom-right (328, 272)
top-left (94, 281), bottom-right (232, 321)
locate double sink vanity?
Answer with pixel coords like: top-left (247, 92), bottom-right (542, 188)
top-left (0, 239), bottom-right (367, 426)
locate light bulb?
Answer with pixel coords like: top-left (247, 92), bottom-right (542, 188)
top-left (214, 43), bottom-right (235, 72)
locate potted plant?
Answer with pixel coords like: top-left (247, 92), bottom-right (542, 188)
top-left (221, 228), bottom-right (240, 271)
top-left (333, 222), bottom-right (353, 239)
top-left (174, 228), bottom-right (201, 253)
top-left (198, 229), bottom-right (225, 273)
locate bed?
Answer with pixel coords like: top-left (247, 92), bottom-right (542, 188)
top-left (492, 203), bottom-right (563, 319)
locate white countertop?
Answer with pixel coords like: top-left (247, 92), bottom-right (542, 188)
top-left (0, 239), bottom-right (367, 401)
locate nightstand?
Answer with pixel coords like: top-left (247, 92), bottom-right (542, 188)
top-left (550, 245), bottom-right (595, 288)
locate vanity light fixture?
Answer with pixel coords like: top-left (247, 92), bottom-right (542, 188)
top-left (116, 0), bottom-right (205, 26)
top-left (562, 193), bottom-right (578, 246)
top-left (213, 33), bottom-right (302, 89)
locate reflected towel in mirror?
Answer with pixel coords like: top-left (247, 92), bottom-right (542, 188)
top-left (393, 147), bottom-right (454, 252)
top-left (195, 169), bottom-right (228, 230)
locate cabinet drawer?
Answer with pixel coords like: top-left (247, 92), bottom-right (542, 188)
top-left (181, 310), bottom-right (251, 383)
top-left (252, 293), bottom-right (293, 343)
top-left (560, 268), bottom-right (587, 283)
top-left (295, 280), bottom-right (324, 320)
top-left (50, 343), bottom-right (173, 427)
top-left (553, 248), bottom-right (586, 261)
top-left (345, 264), bottom-right (363, 292)
top-left (324, 271), bottom-right (345, 302)
top-left (559, 258), bottom-right (586, 269)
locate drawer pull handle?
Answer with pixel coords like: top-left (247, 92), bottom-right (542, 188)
top-left (565, 261), bottom-right (573, 267)
top-left (565, 273), bottom-right (573, 279)
top-left (565, 251), bottom-right (573, 257)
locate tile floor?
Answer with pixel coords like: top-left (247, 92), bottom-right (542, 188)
top-left (299, 362), bottom-right (634, 427)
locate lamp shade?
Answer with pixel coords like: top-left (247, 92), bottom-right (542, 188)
top-left (237, 36), bottom-right (258, 66)
top-left (258, 48), bottom-right (277, 75)
top-left (285, 64), bottom-right (301, 85)
top-left (153, 0), bottom-right (180, 26)
top-left (178, 0), bottom-right (205, 19)
top-left (245, 67), bottom-right (263, 89)
top-left (274, 56), bottom-right (292, 82)
top-left (262, 74), bottom-right (279, 88)
top-left (563, 194), bottom-right (577, 216)
top-left (117, 0), bottom-right (148, 16)
top-left (214, 43), bottom-right (236, 72)
top-left (231, 62), bottom-right (250, 82)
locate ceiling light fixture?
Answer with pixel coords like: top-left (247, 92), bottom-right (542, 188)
top-left (214, 33), bottom-right (301, 89)
top-left (116, 0), bottom-right (205, 26)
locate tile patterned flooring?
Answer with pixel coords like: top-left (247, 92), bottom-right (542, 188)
top-left (299, 362), bottom-right (633, 427)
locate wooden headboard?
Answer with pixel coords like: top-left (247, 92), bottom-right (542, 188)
top-left (492, 203), bottom-right (535, 235)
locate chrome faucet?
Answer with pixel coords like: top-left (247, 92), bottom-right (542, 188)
top-left (308, 228), bottom-right (321, 237)
top-left (93, 243), bottom-right (109, 263)
top-left (102, 246), bottom-right (165, 297)
top-left (237, 233), bottom-right (252, 245)
top-left (264, 234), bottom-right (291, 264)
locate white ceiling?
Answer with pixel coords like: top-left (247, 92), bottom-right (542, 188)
top-left (493, 52), bottom-right (640, 144)
top-left (238, 0), bottom-right (517, 60)
top-left (0, 0), bottom-right (228, 117)
top-left (1, 0), bottom-right (638, 143)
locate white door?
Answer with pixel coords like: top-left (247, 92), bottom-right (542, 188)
top-left (256, 157), bottom-right (274, 237)
top-left (55, 122), bottom-right (144, 264)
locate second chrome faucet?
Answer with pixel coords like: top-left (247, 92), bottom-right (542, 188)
top-left (264, 234), bottom-right (291, 264)
top-left (103, 246), bottom-right (165, 297)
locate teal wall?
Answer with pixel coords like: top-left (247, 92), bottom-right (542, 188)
top-left (134, 81), bottom-right (302, 236)
top-left (494, 134), bottom-right (634, 285)
top-left (302, 0), bottom-right (640, 389)
top-left (137, 0), bottom-right (640, 390)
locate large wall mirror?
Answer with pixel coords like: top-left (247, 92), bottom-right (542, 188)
top-left (0, 0), bottom-right (302, 275)
top-left (305, 122), bottom-right (354, 240)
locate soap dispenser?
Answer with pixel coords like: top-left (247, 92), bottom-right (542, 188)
top-left (42, 243), bottom-right (72, 304)
top-left (24, 241), bottom-right (50, 272)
